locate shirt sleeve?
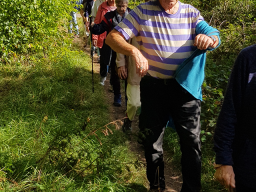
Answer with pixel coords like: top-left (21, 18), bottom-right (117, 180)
top-left (92, 3), bottom-right (103, 40)
top-left (214, 51), bottom-right (247, 165)
top-left (114, 6), bottom-right (142, 41)
top-left (116, 53), bottom-right (126, 68)
top-left (84, 0), bottom-right (90, 17)
top-left (91, 16), bottom-right (110, 35)
top-left (190, 6), bottom-right (204, 25)
top-left (91, 0), bottom-right (99, 18)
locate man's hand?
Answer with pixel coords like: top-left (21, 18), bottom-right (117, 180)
top-left (117, 66), bottom-right (127, 79)
top-left (194, 34), bottom-right (215, 50)
top-left (83, 17), bottom-right (86, 23)
top-left (92, 40), bottom-right (97, 47)
top-left (214, 165), bottom-right (236, 191)
top-left (131, 50), bottom-right (148, 77)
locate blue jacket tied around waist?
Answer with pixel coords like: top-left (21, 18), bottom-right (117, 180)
top-left (174, 21), bottom-right (221, 101)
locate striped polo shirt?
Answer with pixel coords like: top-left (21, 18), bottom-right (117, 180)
top-left (115, 0), bottom-right (204, 79)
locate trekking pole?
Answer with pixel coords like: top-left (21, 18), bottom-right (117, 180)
top-left (91, 45), bottom-right (96, 93)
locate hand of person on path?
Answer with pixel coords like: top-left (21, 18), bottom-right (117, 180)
top-left (83, 17), bottom-right (87, 24)
top-left (117, 66), bottom-right (127, 79)
top-left (85, 20), bottom-right (90, 28)
top-left (193, 34), bottom-right (214, 50)
top-left (92, 40), bottom-right (97, 47)
top-left (131, 50), bottom-right (148, 77)
top-left (214, 165), bottom-right (236, 192)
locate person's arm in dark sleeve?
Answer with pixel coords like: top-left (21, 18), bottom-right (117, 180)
top-left (84, 0), bottom-right (90, 18)
top-left (91, 16), bottom-right (110, 35)
top-left (214, 51), bottom-right (247, 165)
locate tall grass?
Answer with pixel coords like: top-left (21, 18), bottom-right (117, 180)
top-left (0, 19), bottom-right (147, 191)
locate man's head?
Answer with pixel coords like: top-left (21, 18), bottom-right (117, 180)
top-left (159, 0), bottom-right (178, 11)
top-left (107, 0), bottom-right (115, 6)
top-left (115, 0), bottom-right (128, 16)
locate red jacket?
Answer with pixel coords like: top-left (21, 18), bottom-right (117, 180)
top-left (92, 1), bottom-right (116, 48)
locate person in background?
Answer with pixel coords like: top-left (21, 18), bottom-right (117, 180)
top-left (90, 0), bottom-right (106, 26)
top-left (84, 0), bottom-right (96, 33)
top-left (105, 0), bottom-right (220, 191)
top-left (116, 0), bottom-right (149, 133)
top-left (214, 44), bottom-right (256, 192)
top-left (92, 0), bottom-right (130, 107)
top-left (82, 0), bottom-right (96, 48)
top-left (116, 36), bottom-right (140, 130)
top-left (92, 0), bottom-right (116, 86)
top-left (69, 0), bottom-right (84, 37)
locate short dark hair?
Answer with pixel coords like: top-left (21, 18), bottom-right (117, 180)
top-left (115, 0), bottom-right (128, 5)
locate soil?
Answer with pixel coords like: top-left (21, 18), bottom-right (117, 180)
top-left (99, 72), bottom-right (183, 192)
top-left (73, 15), bottom-right (182, 191)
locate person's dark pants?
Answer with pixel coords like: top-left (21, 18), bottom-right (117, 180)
top-left (234, 166), bottom-right (256, 192)
top-left (139, 76), bottom-right (202, 192)
top-left (109, 51), bottom-right (121, 97)
top-left (99, 42), bottom-right (111, 78)
top-left (99, 47), bottom-right (108, 78)
top-left (235, 181), bottom-right (256, 192)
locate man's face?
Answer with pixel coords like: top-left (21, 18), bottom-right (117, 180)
top-left (160, 0), bottom-right (178, 8)
top-left (116, 2), bottom-right (128, 16)
top-left (107, 0), bottom-right (115, 5)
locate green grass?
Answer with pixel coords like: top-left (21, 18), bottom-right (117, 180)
top-left (0, 23), bottom-right (147, 191)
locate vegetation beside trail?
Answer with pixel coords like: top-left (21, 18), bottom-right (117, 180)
top-left (0, 0), bottom-right (256, 191)
top-left (0, 4), bottom-right (147, 191)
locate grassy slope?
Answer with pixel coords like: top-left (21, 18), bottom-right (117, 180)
top-left (0, 18), bottom-right (147, 191)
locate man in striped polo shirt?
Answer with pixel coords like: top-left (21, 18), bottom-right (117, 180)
top-left (106, 0), bottom-right (220, 191)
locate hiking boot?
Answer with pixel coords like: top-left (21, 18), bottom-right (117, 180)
top-left (150, 176), bottom-right (165, 192)
top-left (113, 94), bottom-right (121, 107)
top-left (122, 118), bottom-right (132, 133)
top-left (99, 76), bottom-right (106, 86)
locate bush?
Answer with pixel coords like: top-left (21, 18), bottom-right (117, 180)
top-left (0, 0), bottom-right (75, 60)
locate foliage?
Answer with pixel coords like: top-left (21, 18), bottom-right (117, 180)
top-left (0, 0), bottom-right (256, 191)
top-left (0, 0), bottom-right (75, 62)
top-left (0, 20), bottom-right (147, 190)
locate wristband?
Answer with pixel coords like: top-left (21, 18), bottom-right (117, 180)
top-left (209, 36), bottom-right (217, 47)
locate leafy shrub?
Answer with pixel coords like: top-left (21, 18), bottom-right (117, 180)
top-left (0, 0), bottom-right (75, 61)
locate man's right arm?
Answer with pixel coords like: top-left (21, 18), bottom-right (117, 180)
top-left (106, 29), bottom-right (148, 76)
top-left (214, 51), bottom-right (247, 191)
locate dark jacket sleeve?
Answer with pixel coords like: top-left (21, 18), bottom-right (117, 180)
top-left (91, 16), bottom-right (111, 35)
top-left (84, 0), bottom-right (93, 18)
top-left (214, 51), bottom-right (247, 165)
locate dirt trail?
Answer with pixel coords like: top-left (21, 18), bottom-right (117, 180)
top-left (73, 18), bottom-right (182, 190)
top-left (100, 72), bottom-right (183, 192)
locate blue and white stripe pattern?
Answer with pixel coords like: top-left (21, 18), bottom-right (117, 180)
top-left (115, 0), bottom-right (204, 79)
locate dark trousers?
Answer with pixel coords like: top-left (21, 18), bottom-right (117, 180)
top-left (109, 51), bottom-right (120, 96)
top-left (99, 42), bottom-right (111, 78)
top-left (234, 171), bottom-right (256, 192)
top-left (139, 76), bottom-right (202, 192)
top-left (236, 182), bottom-right (256, 192)
top-left (99, 46), bottom-right (108, 78)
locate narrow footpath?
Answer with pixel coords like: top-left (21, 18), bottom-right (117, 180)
top-left (73, 16), bottom-right (182, 190)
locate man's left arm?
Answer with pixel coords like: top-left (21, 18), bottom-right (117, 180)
top-left (193, 34), bottom-right (219, 50)
top-left (193, 19), bottom-right (220, 50)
